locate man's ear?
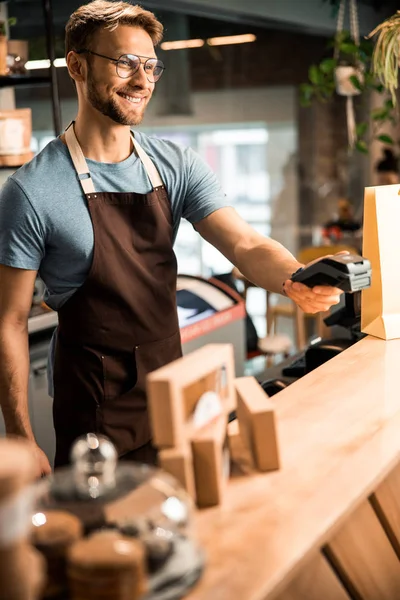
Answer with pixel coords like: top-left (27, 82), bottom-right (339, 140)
top-left (67, 51), bottom-right (86, 83)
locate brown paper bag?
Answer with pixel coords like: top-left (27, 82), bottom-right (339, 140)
top-left (361, 183), bottom-right (400, 340)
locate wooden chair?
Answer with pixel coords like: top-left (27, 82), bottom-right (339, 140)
top-left (231, 267), bottom-right (293, 365)
top-left (268, 244), bottom-right (359, 350)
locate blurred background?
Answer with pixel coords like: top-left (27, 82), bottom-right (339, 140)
top-left (0, 0), bottom-right (399, 342)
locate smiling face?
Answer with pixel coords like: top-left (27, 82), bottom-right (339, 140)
top-left (79, 25), bottom-right (156, 126)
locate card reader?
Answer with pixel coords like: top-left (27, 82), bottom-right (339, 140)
top-left (290, 254), bottom-right (372, 293)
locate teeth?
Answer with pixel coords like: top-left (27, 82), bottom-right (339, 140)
top-left (120, 93), bottom-right (142, 104)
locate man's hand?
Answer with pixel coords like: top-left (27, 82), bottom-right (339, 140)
top-left (284, 252), bottom-right (347, 314)
top-left (33, 444), bottom-right (52, 478)
top-left (284, 280), bottom-right (342, 314)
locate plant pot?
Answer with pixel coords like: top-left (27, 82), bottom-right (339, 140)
top-left (0, 34), bottom-right (8, 75)
top-left (334, 65), bottom-right (364, 96)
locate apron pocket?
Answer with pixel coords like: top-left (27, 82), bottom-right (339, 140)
top-left (135, 330), bottom-right (183, 385)
top-left (102, 352), bottom-right (137, 402)
top-left (98, 331), bottom-right (182, 455)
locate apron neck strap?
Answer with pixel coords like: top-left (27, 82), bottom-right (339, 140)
top-left (65, 123), bottom-right (95, 194)
top-left (65, 122), bottom-right (164, 194)
top-left (130, 134), bottom-right (163, 189)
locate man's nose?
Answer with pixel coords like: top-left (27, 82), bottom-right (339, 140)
top-left (129, 63), bottom-right (150, 87)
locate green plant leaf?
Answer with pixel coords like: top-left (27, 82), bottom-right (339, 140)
top-left (309, 65), bottom-right (322, 85)
top-left (363, 71), bottom-right (377, 86)
top-left (356, 122), bottom-right (368, 137)
top-left (340, 42), bottom-right (359, 55)
top-left (300, 83), bottom-right (313, 94)
top-left (299, 83), bottom-right (314, 106)
top-left (334, 31), bottom-right (351, 46)
top-left (355, 140), bottom-right (368, 153)
top-left (349, 75), bottom-right (363, 91)
top-left (377, 134), bottom-right (394, 144)
top-left (319, 58), bottom-right (337, 73)
top-left (8, 17), bottom-right (17, 27)
top-left (359, 38), bottom-right (374, 57)
top-left (371, 108), bottom-right (389, 120)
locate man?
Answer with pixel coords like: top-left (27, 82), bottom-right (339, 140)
top-left (0, 0), bottom-right (342, 477)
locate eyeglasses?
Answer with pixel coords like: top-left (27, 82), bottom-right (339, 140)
top-left (76, 49), bottom-right (165, 83)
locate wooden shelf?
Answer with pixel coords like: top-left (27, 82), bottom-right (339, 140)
top-left (0, 151), bottom-right (34, 168)
top-left (0, 74), bottom-right (51, 88)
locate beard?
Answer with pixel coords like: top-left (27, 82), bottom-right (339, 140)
top-left (86, 73), bottom-right (146, 126)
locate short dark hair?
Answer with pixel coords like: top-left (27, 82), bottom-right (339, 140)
top-left (65, 0), bottom-right (164, 57)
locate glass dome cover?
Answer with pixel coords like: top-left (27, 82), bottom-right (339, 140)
top-left (32, 434), bottom-right (204, 600)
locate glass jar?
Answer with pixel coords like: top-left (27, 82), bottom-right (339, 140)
top-left (31, 434), bottom-right (204, 600)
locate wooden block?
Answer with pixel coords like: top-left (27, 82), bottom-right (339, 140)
top-left (226, 418), bottom-right (256, 476)
top-left (147, 344), bottom-right (236, 448)
top-left (235, 376), bottom-right (280, 471)
top-left (158, 446), bottom-right (196, 501)
top-left (277, 551), bottom-right (350, 600)
top-left (227, 419), bottom-right (240, 456)
top-left (325, 498), bottom-right (400, 599)
top-left (191, 414), bottom-right (229, 508)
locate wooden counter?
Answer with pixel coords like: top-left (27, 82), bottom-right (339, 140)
top-left (187, 335), bottom-right (400, 600)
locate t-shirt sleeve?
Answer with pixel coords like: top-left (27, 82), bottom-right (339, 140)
top-left (181, 147), bottom-right (228, 223)
top-left (0, 177), bottom-right (45, 270)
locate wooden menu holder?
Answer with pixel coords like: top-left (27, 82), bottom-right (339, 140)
top-left (147, 343), bottom-right (235, 449)
top-left (235, 376), bottom-right (280, 472)
top-left (147, 344), bottom-right (235, 508)
top-left (148, 345), bottom-right (282, 509)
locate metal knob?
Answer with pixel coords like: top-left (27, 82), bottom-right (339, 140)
top-left (71, 433), bottom-right (117, 498)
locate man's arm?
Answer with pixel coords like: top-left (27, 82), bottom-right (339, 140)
top-left (195, 207), bottom-right (342, 314)
top-left (0, 264), bottom-right (51, 475)
top-left (195, 207), bottom-right (300, 293)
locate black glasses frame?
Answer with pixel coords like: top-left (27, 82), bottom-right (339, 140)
top-left (75, 49), bottom-right (165, 82)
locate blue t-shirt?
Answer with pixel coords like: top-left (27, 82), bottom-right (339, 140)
top-left (0, 131), bottom-right (226, 310)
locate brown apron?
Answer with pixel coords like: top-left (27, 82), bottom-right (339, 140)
top-left (52, 123), bottom-right (182, 468)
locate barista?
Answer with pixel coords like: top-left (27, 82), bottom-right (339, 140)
top-left (0, 0), bottom-right (344, 477)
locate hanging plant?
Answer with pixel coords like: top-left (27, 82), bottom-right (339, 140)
top-left (0, 17), bottom-right (17, 37)
top-left (300, 33), bottom-right (369, 102)
top-left (368, 11), bottom-right (400, 104)
top-left (300, 30), bottom-right (398, 153)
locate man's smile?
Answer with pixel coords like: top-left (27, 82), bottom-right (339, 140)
top-left (117, 92), bottom-right (146, 105)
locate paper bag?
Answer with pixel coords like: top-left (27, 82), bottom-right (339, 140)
top-left (361, 183), bottom-right (400, 340)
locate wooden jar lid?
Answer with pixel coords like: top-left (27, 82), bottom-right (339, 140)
top-left (31, 510), bottom-right (83, 548)
top-left (68, 530), bottom-right (145, 570)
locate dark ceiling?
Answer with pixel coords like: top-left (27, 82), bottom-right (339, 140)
top-left (6, 0), bottom-right (311, 38)
top-left (5, 0), bottom-right (400, 50)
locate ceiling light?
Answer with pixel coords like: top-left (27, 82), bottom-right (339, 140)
top-left (25, 58), bottom-right (67, 70)
top-left (25, 59), bottom-right (51, 70)
top-left (161, 39), bottom-right (204, 51)
top-left (207, 34), bottom-right (256, 46)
